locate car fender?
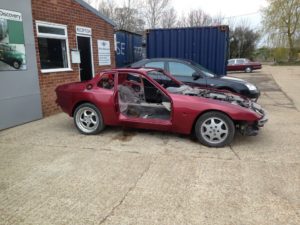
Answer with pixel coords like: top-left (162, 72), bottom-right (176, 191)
top-left (170, 94), bottom-right (260, 134)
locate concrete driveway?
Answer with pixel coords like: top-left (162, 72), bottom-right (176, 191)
top-left (0, 66), bottom-right (299, 225)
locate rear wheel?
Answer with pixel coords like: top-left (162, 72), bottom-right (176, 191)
top-left (12, 60), bottom-right (21, 69)
top-left (195, 111), bottom-right (235, 147)
top-left (245, 67), bottom-right (252, 73)
top-left (74, 103), bottom-right (105, 135)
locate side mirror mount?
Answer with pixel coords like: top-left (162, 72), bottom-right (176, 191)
top-left (192, 72), bottom-right (201, 80)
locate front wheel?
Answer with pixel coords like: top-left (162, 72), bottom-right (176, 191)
top-left (195, 111), bottom-right (235, 147)
top-left (74, 103), bottom-right (105, 135)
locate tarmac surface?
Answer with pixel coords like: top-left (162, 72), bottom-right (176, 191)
top-left (0, 65), bottom-right (299, 225)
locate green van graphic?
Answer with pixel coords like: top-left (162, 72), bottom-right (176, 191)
top-left (0, 43), bottom-right (25, 69)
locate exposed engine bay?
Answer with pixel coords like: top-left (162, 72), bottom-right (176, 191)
top-left (167, 85), bottom-right (252, 108)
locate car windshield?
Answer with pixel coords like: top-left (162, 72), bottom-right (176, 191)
top-left (188, 61), bottom-right (216, 78)
top-left (147, 70), bottom-right (181, 87)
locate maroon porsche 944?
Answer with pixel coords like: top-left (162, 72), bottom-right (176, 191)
top-left (56, 68), bottom-right (268, 147)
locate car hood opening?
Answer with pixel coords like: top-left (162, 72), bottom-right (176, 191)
top-left (166, 85), bottom-right (259, 110)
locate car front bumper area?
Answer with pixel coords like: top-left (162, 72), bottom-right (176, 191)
top-left (257, 111), bottom-right (268, 127)
top-left (248, 89), bottom-right (260, 101)
top-left (239, 105), bottom-right (268, 136)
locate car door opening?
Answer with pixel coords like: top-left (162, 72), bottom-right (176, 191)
top-left (117, 72), bottom-right (171, 120)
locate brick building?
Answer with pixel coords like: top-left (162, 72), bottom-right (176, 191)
top-left (0, 0), bottom-right (116, 130)
top-left (32, 0), bottom-right (116, 116)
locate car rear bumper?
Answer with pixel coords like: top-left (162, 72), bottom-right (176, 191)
top-left (253, 65), bottom-right (262, 70)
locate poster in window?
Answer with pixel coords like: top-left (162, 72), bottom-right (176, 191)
top-left (0, 9), bottom-right (26, 71)
top-left (98, 40), bottom-right (111, 66)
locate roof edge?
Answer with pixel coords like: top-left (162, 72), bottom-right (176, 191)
top-left (74, 0), bottom-right (116, 27)
top-left (116, 29), bottom-right (143, 36)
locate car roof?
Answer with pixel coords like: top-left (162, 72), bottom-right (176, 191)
top-left (101, 67), bottom-right (160, 73)
top-left (99, 66), bottom-right (184, 86)
top-left (141, 58), bottom-right (192, 63)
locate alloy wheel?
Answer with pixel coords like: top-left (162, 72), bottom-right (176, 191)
top-left (75, 107), bottom-right (99, 133)
top-left (200, 117), bottom-right (229, 145)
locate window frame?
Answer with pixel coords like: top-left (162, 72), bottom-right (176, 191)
top-left (36, 20), bottom-right (72, 73)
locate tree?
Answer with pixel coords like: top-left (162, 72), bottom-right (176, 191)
top-left (95, 0), bottom-right (116, 19)
top-left (262, 0), bottom-right (300, 61)
top-left (94, 0), bottom-right (145, 33)
top-left (143, 0), bottom-right (170, 28)
top-left (114, 7), bottom-right (145, 32)
top-left (161, 7), bottom-right (177, 28)
top-left (211, 13), bottom-right (225, 25)
top-left (230, 25), bottom-right (260, 59)
top-left (178, 9), bottom-right (212, 27)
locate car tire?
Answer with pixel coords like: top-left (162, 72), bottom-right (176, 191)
top-left (195, 111), bottom-right (235, 147)
top-left (74, 103), bottom-right (105, 135)
top-left (245, 67), bottom-right (252, 73)
top-left (12, 60), bottom-right (21, 69)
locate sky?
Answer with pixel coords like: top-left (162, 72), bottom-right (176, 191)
top-left (88, 0), bottom-right (269, 29)
top-left (172, 0), bottom-right (268, 28)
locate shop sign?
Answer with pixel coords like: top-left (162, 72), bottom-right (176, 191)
top-left (98, 40), bottom-right (111, 66)
top-left (76, 26), bottom-right (92, 36)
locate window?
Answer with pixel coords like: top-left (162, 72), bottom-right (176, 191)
top-left (228, 59), bottom-right (235, 65)
top-left (236, 59), bottom-right (245, 64)
top-left (145, 61), bottom-right (165, 69)
top-left (169, 62), bottom-right (196, 76)
top-left (36, 21), bottom-right (71, 73)
top-left (97, 73), bottom-right (114, 90)
top-left (147, 71), bottom-right (171, 81)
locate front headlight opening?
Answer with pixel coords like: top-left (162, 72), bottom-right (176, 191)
top-left (246, 83), bottom-right (257, 91)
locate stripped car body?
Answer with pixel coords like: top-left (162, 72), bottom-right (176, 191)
top-left (56, 68), bottom-right (267, 147)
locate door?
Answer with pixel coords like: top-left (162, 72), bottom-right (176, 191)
top-left (227, 59), bottom-right (235, 71)
top-left (116, 71), bottom-right (172, 131)
top-left (77, 36), bottom-right (93, 81)
top-left (234, 59), bottom-right (246, 71)
top-left (0, 0), bottom-right (43, 130)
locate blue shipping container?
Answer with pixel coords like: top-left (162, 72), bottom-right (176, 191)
top-left (146, 26), bottom-right (229, 75)
top-left (115, 30), bottom-right (143, 67)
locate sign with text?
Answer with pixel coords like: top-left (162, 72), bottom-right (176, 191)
top-left (0, 8), bottom-right (26, 71)
top-left (0, 9), bottom-right (22, 21)
top-left (76, 26), bottom-right (91, 36)
top-left (71, 50), bottom-right (81, 64)
top-left (97, 40), bottom-right (111, 66)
